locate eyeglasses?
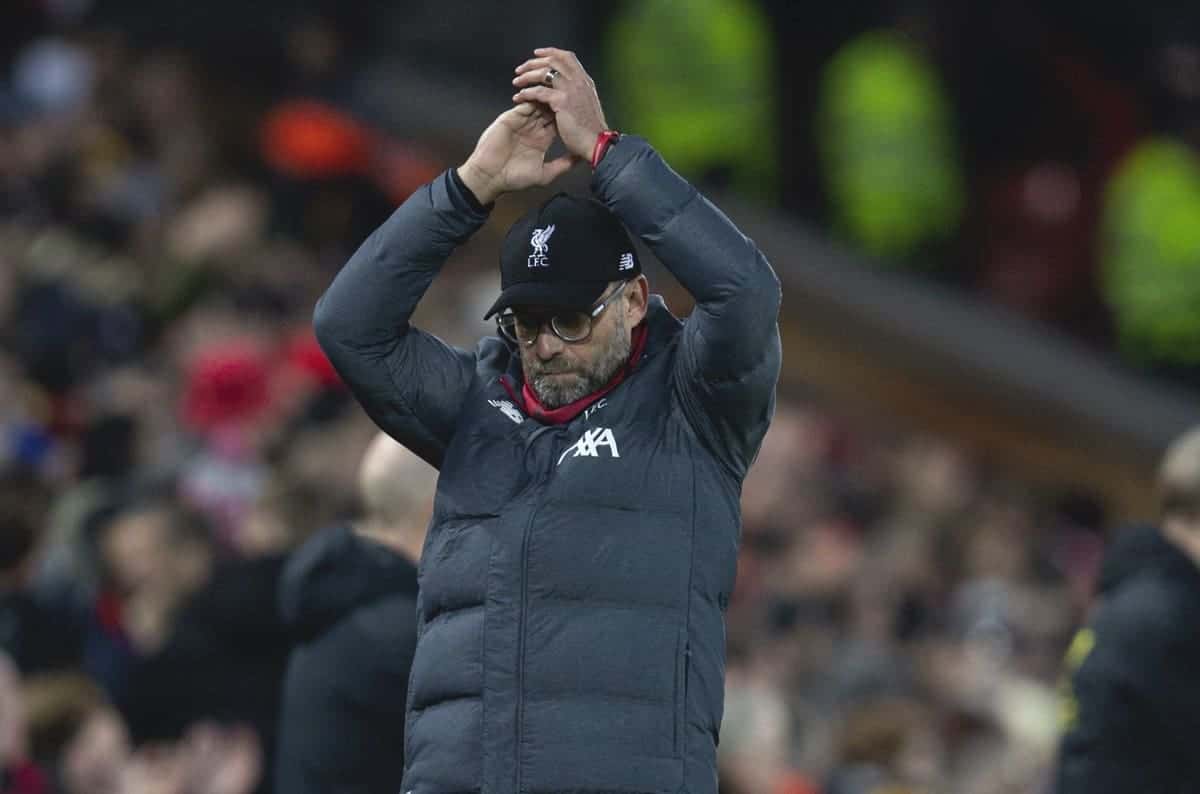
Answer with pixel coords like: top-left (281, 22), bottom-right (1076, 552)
top-left (497, 280), bottom-right (630, 346)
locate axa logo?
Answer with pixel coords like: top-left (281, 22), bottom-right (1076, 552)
top-left (488, 399), bottom-right (524, 424)
top-left (528, 224), bottom-right (555, 268)
top-left (558, 427), bottom-right (620, 466)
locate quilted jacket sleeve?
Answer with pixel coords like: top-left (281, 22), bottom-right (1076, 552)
top-left (592, 137), bottom-right (782, 476)
top-left (314, 170), bottom-right (490, 468)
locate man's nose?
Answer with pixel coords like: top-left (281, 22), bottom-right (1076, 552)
top-left (533, 325), bottom-right (564, 359)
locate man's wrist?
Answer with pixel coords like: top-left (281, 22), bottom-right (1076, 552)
top-left (456, 162), bottom-right (500, 207)
top-left (590, 129), bottom-right (620, 170)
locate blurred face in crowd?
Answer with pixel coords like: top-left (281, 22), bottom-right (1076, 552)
top-left (100, 508), bottom-right (173, 597)
top-left (1162, 505), bottom-right (1200, 566)
top-left (1165, 514), bottom-right (1200, 564)
top-left (516, 277), bottom-right (648, 409)
top-left (1160, 427), bottom-right (1200, 563)
top-left (61, 708), bottom-right (129, 794)
top-left (98, 507), bottom-right (213, 654)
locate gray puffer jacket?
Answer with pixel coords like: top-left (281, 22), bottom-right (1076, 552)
top-left (315, 136), bottom-right (781, 794)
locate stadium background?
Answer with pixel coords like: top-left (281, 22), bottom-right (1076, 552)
top-left (2, 1), bottom-right (1200, 792)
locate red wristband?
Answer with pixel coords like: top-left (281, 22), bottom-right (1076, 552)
top-left (590, 130), bottom-right (620, 170)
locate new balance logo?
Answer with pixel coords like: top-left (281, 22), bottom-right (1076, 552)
top-left (528, 224), bottom-right (555, 268)
top-left (488, 399), bottom-right (524, 424)
top-left (618, 252), bottom-right (634, 271)
top-left (557, 427), bottom-right (620, 466)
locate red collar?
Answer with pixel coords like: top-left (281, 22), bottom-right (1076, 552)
top-left (509, 323), bottom-right (648, 425)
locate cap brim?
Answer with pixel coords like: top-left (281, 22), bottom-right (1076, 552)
top-left (483, 280), bottom-right (610, 320)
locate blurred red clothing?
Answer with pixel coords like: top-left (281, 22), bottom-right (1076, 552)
top-left (181, 342), bottom-right (273, 433)
top-left (775, 771), bottom-right (820, 794)
top-left (282, 330), bottom-right (341, 389)
top-left (260, 100), bottom-right (374, 179)
top-left (1, 762), bottom-right (48, 794)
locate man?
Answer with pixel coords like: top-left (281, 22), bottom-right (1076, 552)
top-left (274, 433), bottom-right (436, 793)
top-left (1055, 426), bottom-right (1200, 792)
top-left (315, 48), bottom-right (781, 794)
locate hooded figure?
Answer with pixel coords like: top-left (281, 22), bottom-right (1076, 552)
top-left (274, 434), bottom-right (435, 794)
top-left (1055, 428), bottom-right (1200, 793)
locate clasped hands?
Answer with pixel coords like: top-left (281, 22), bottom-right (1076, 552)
top-left (457, 48), bottom-right (609, 205)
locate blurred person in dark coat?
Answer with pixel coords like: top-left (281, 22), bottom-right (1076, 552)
top-left (117, 497), bottom-right (288, 794)
top-left (1055, 426), bottom-right (1200, 793)
top-left (0, 474), bottom-right (83, 677)
top-left (88, 498), bottom-right (216, 705)
top-left (273, 432), bottom-right (435, 793)
top-left (22, 674), bottom-right (130, 794)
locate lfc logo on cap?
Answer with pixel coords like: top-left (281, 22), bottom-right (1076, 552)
top-left (528, 225), bottom-right (555, 268)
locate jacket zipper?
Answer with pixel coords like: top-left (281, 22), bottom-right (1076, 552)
top-left (514, 425), bottom-right (557, 793)
top-left (514, 502), bottom-right (538, 793)
top-left (675, 642), bottom-right (691, 756)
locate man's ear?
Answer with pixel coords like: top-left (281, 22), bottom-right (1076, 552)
top-left (626, 276), bottom-right (649, 326)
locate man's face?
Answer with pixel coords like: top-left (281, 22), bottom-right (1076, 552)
top-left (517, 278), bottom-right (646, 409)
top-left (101, 509), bottom-right (172, 596)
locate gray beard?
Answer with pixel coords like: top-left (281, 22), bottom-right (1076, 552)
top-left (526, 317), bottom-right (631, 409)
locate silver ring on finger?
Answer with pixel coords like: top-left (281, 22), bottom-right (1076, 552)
top-left (544, 68), bottom-right (560, 87)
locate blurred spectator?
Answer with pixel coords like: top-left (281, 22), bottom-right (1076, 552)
top-left (119, 522), bottom-right (289, 794)
top-left (720, 667), bottom-right (815, 794)
top-left (962, 7), bottom-right (1141, 345)
top-left (1100, 137), bottom-right (1200, 379)
top-left (0, 471), bottom-right (83, 677)
top-left (604, 0), bottom-right (778, 199)
top-left (816, 28), bottom-right (963, 265)
top-left (11, 39), bottom-right (93, 121)
top-left (825, 697), bottom-right (943, 794)
top-left (0, 654), bottom-right (47, 794)
top-left (275, 432), bottom-right (436, 793)
top-left (1055, 427), bottom-right (1200, 792)
top-left (84, 497), bottom-right (214, 703)
top-left (977, 162), bottom-right (1095, 331)
top-left (117, 722), bottom-right (261, 794)
top-left (22, 673), bottom-right (128, 794)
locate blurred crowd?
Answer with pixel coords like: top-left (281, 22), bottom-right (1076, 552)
top-left (719, 402), bottom-right (1100, 794)
top-left (0, 2), bottom-right (1155, 793)
top-left (619, 2), bottom-right (1200, 381)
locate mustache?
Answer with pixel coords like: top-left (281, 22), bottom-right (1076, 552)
top-left (529, 359), bottom-right (574, 376)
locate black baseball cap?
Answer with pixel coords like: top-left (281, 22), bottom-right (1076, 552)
top-left (483, 193), bottom-right (641, 319)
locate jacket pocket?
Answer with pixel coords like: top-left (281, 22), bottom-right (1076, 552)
top-left (674, 629), bottom-right (691, 758)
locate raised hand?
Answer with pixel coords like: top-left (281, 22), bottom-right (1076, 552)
top-left (512, 48), bottom-right (608, 164)
top-left (121, 746), bottom-right (188, 794)
top-left (182, 722), bottom-right (262, 794)
top-left (457, 103), bottom-right (577, 205)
